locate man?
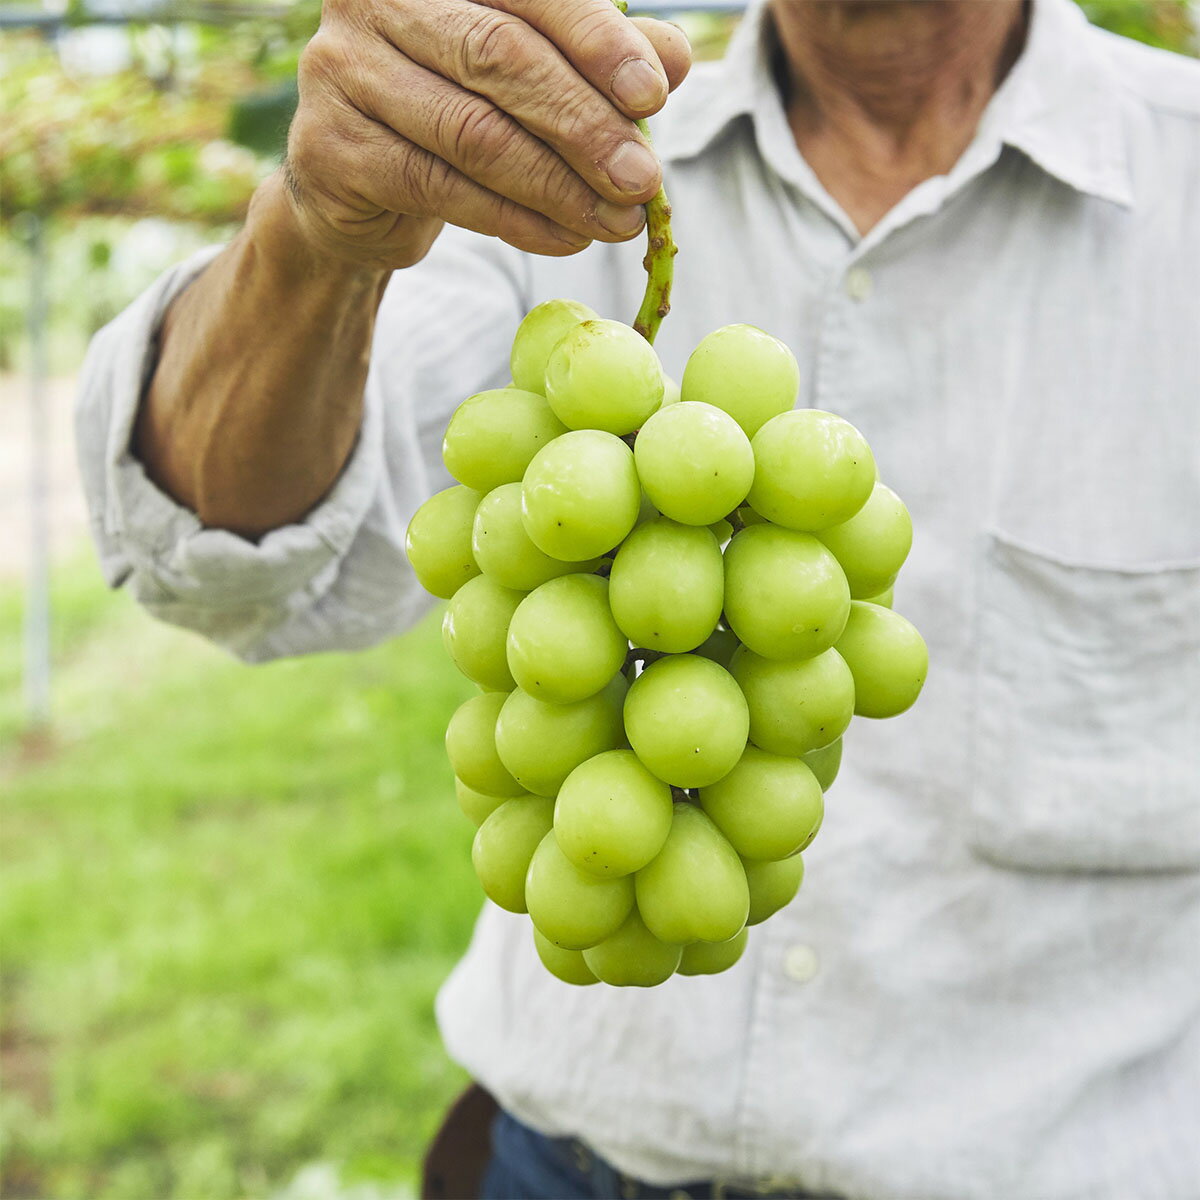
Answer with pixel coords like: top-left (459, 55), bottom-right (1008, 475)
top-left (77, 0), bottom-right (1200, 1197)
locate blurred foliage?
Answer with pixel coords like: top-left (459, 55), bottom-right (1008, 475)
top-left (1078, 0), bottom-right (1197, 50)
top-left (1, 36), bottom-right (269, 224)
top-left (0, 559), bottom-right (477, 1199)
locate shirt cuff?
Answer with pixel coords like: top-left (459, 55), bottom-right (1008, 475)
top-left (76, 245), bottom-right (385, 655)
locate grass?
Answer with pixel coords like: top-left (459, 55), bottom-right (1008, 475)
top-left (0, 551), bottom-right (479, 1199)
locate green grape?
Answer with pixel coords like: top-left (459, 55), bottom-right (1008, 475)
top-left (816, 483), bottom-right (913, 598)
top-left (608, 518), bottom-right (723, 653)
top-left (694, 626), bottom-right (740, 670)
top-left (472, 483), bottom-right (600, 591)
top-left (748, 410), bottom-right (876, 531)
top-left (636, 802), bottom-right (749, 944)
top-left (525, 832), bottom-right (636, 949)
top-left (623, 655), bottom-right (749, 788)
top-left (506, 575), bottom-right (628, 704)
top-left (661, 375), bottom-right (682, 405)
top-left (723, 525), bottom-right (851, 661)
top-left (445, 692), bottom-right (525, 797)
top-left (404, 484), bottom-right (481, 599)
top-left (441, 575), bottom-right (524, 691)
top-left (730, 645), bottom-right (854, 756)
top-left (495, 673), bottom-right (627, 796)
top-left (743, 854), bottom-right (805, 925)
top-left (455, 777), bottom-right (516, 827)
top-left (797, 805), bottom-right (823, 852)
top-left (544, 318), bottom-right (664, 435)
top-left (863, 585), bottom-right (894, 608)
top-left (678, 927), bottom-right (748, 977)
top-left (708, 518), bottom-right (734, 545)
top-left (836, 601), bottom-right (928, 718)
top-left (735, 505), bottom-right (768, 528)
top-left (633, 402), bottom-right (755, 526)
top-left (521, 430), bottom-right (640, 560)
top-left (510, 299), bottom-right (598, 394)
top-left (680, 324), bottom-right (799, 437)
top-left (698, 746), bottom-right (824, 861)
top-left (554, 749), bottom-right (673, 878)
top-left (442, 387), bottom-right (567, 492)
top-left (582, 908), bottom-right (682, 987)
top-left (802, 737), bottom-right (843, 792)
top-left (471, 795), bottom-right (555, 912)
top-left (533, 927), bottom-right (599, 986)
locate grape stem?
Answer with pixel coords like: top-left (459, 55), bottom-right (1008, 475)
top-left (613, 0), bottom-right (677, 345)
top-left (631, 120), bottom-right (677, 346)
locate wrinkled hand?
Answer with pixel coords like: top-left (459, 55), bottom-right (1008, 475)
top-left (283, 0), bottom-right (692, 269)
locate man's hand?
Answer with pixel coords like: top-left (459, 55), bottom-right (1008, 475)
top-left (285, 0), bottom-right (693, 269)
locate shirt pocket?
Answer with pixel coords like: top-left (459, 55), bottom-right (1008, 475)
top-left (968, 532), bottom-right (1200, 873)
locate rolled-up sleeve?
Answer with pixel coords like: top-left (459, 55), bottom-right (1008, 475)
top-left (76, 230), bottom-right (529, 662)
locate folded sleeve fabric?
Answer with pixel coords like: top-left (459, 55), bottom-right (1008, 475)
top-left (75, 229), bottom-right (529, 662)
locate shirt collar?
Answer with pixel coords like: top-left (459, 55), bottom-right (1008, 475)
top-left (663, 0), bottom-right (1134, 210)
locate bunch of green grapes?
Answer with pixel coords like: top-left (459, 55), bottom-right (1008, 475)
top-left (405, 300), bottom-right (928, 989)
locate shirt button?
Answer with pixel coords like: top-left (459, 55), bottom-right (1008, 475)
top-left (844, 266), bottom-right (873, 302)
top-left (783, 944), bottom-right (820, 983)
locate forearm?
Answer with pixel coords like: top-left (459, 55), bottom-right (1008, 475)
top-left (136, 171), bottom-right (393, 538)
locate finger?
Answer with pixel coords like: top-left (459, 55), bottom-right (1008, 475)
top-left (309, 110), bottom-right (594, 258)
top-left (383, 1), bottom-right (663, 204)
top-left (492, 0), bottom-right (669, 118)
top-left (344, 42), bottom-right (647, 242)
top-left (630, 17), bottom-right (692, 93)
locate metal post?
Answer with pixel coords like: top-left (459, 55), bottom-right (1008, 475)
top-left (24, 214), bottom-right (52, 729)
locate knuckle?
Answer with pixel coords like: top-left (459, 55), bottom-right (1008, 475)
top-left (297, 32), bottom-right (338, 86)
top-left (445, 99), bottom-right (521, 178)
top-left (462, 11), bottom-right (530, 81)
top-left (389, 145), bottom-right (446, 213)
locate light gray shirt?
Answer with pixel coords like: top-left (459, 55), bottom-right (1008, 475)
top-left (77, 0), bottom-right (1200, 1196)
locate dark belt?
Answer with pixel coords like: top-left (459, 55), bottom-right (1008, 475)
top-left (422, 1084), bottom-right (842, 1200)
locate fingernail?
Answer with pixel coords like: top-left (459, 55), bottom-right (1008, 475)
top-left (595, 200), bottom-right (646, 237)
top-left (611, 58), bottom-right (664, 112)
top-left (608, 140), bottom-right (659, 195)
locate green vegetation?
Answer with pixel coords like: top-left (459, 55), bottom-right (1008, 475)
top-left (0, 555), bottom-right (478, 1199)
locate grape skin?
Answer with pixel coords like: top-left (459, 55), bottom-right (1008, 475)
top-left (680, 324), bottom-right (799, 437)
top-left (730, 645), bottom-right (855, 757)
top-left (524, 831), bottom-right (636, 950)
top-left (521, 430), bottom-right (641, 561)
top-left (608, 518), bottom-right (724, 653)
top-left (510, 299), bottom-right (597, 394)
top-left (441, 574), bottom-right (524, 692)
top-left (633, 401), bottom-right (754, 526)
top-left (443, 387), bottom-right (567, 493)
top-left (582, 909), bottom-right (682, 988)
top-left (472, 483), bottom-right (599, 591)
top-left (636, 802), bottom-right (750, 945)
top-left (506, 574), bottom-right (627, 705)
top-left (445, 692), bottom-right (525, 797)
top-left (495, 673), bottom-right (627, 796)
top-left (723, 525), bottom-right (851, 662)
top-left (544, 318), bottom-right (664, 436)
top-left (698, 746), bottom-right (824, 861)
top-left (533, 927), bottom-right (599, 986)
top-left (678, 927), bottom-right (749, 977)
top-left (404, 484), bottom-right (481, 599)
top-left (471, 795), bottom-right (556, 913)
top-left (836, 601), bottom-right (929, 718)
top-left (554, 750), bottom-right (674, 879)
top-left (748, 409), bottom-right (876, 531)
top-left (623, 655), bottom-right (749, 789)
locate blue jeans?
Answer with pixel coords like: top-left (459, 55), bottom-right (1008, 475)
top-left (480, 1108), bottom-right (838, 1200)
